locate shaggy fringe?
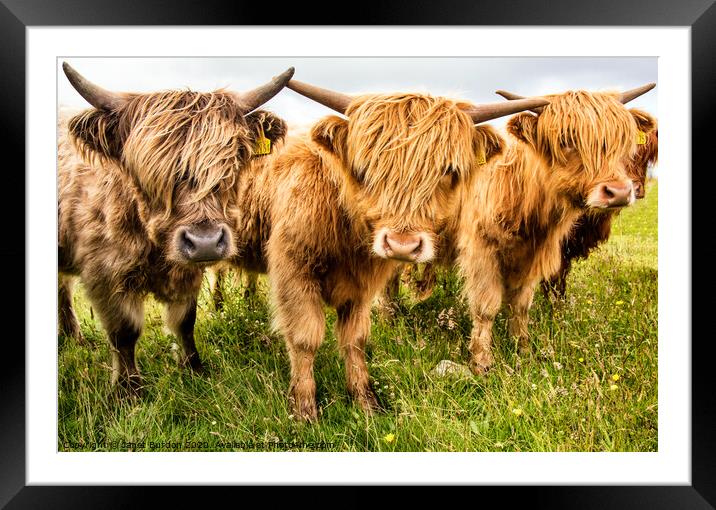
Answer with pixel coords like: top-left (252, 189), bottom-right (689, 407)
top-left (68, 90), bottom-right (256, 217)
top-left (345, 93), bottom-right (478, 218)
top-left (120, 90), bottom-right (252, 213)
top-left (479, 91), bottom-right (649, 234)
top-left (535, 91), bottom-right (638, 176)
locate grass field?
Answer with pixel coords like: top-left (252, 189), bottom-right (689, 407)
top-left (58, 181), bottom-right (658, 452)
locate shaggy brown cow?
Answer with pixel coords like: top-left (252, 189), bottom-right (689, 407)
top-left (541, 129), bottom-right (658, 298)
top-left (269, 81), bottom-right (550, 421)
top-left (454, 84), bottom-right (656, 375)
top-left (58, 62), bottom-right (292, 392)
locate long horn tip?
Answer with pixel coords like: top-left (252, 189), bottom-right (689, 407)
top-left (275, 67), bottom-right (295, 82)
top-left (62, 61), bottom-right (77, 79)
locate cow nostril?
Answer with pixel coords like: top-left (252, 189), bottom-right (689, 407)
top-left (603, 186), bottom-right (615, 199)
top-left (216, 228), bottom-right (226, 249)
top-left (181, 231), bottom-right (195, 252)
top-left (382, 234), bottom-right (391, 252)
top-left (412, 238), bottom-right (423, 255)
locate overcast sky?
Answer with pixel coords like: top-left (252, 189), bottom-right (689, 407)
top-left (57, 57), bottom-right (657, 131)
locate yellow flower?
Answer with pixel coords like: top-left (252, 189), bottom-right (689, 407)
top-left (615, 300), bottom-right (625, 305)
top-left (511, 408), bottom-right (523, 417)
top-left (578, 357), bottom-right (584, 363)
top-left (383, 433), bottom-right (395, 443)
top-left (609, 384), bottom-right (618, 391)
top-left (586, 299), bottom-right (593, 305)
top-left (612, 374), bottom-right (620, 381)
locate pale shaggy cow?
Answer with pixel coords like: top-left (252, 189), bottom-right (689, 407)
top-left (455, 84), bottom-right (656, 374)
top-left (58, 62), bottom-right (292, 394)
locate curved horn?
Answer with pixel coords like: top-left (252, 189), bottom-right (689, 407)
top-left (620, 82), bottom-right (656, 104)
top-left (286, 79), bottom-right (353, 115)
top-left (62, 61), bottom-right (128, 111)
top-left (235, 67), bottom-right (296, 113)
top-left (496, 89), bottom-right (546, 114)
top-left (462, 97), bottom-right (550, 124)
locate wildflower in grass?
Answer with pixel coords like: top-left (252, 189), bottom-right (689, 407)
top-left (211, 420), bottom-right (217, 425)
top-left (511, 408), bottom-right (523, 417)
top-left (383, 433), bottom-right (395, 443)
top-left (615, 300), bottom-right (625, 305)
top-left (609, 384), bottom-right (618, 391)
top-left (612, 374), bottom-right (620, 381)
top-left (586, 299), bottom-right (593, 305)
top-left (553, 362), bottom-right (563, 370)
top-left (578, 357), bottom-right (584, 363)
top-left (494, 442), bottom-right (504, 448)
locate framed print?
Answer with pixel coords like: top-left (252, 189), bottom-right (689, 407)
top-left (4, 0), bottom-right (715, 506)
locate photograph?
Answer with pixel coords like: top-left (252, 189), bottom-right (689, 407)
top-left (0, 0), bottom-right (708, 499)
top-left (56, 56), bottom-right (659, 453)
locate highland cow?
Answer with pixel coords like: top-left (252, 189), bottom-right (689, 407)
top-left (541, 129), bottom-right (658, 299)
top-left (58, 62), bottom-right (292, 392)
top-left (454, 84), bottom-right (656, 375)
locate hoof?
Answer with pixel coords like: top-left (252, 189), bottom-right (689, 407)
top-left (353, 386), bottom-right (382, 414)
top-left (114, 374), bottom-right (144, 399)
top-left (289, 390), bottom-right (318, 423)
top-left (469, 351), bottom-right (494, 376)
top-left (182, 354), bottom-right (206, 375)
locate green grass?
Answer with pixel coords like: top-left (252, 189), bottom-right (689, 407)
top-left (58, 181), bottom-right (658, 452)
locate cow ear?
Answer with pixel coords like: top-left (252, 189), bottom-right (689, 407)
top-left (245, 110), bottom-right (288, 145)
top-left (629, 108), bottom-right (657, 134)
top-left (310, 115), bottom-right (349, 164)
top-left (474, 124), bottom-right (505, 163)
top-left (67, 108), bottom-right (123, 161)
top-left (506, 112), bottom-right (539, 147)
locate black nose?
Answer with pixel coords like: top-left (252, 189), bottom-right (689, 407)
top-left (177, 224), bottom-right (229, 262)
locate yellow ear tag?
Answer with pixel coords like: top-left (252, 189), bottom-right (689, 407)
top-left (254, 125), bottom-right (271, 156)
top-left (477, 150), bottom-right (487, 165)
top-left (636, 130), bottom-right (647, 145)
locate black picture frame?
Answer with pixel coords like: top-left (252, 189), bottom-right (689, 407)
top-left (3, 0), bottom-right (713, 507)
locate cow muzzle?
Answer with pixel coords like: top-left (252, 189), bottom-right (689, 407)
top-left (586, 180), bottom-right (635, 209)
top-left (175, 222), bottom-right (232, 263)
top-left (373, 228), bottom-right (434, 263)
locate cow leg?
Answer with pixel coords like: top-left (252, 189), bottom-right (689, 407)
top-left (244, 271), bottom-right (258, 299)
top-left (542, 258), bottom-right (571, 301)
top-left (207, 267), bottom-right (226, 311)
top-left (336, 301), bottom-right (380, 413)
top-left (165, 297), bottom-right (204, 373)
top-left (58, 275), bottom-right (84, 344)
top-left (375, 265), bottom-right (403, 320)
top-left (460, 249), bottom-right (503, 375)
top-left (85, 286), bottom-right (144, 394)
top-left (414, 262), bottom-right (437, 301)
top-left (553, 257), bottom-right (571, 299)
top-left (272, 274), bottom-right (325, 422)
top-left (385, 265), bottom-right (402, 302)
top-left (505, 280), bottom-right (539, 354)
